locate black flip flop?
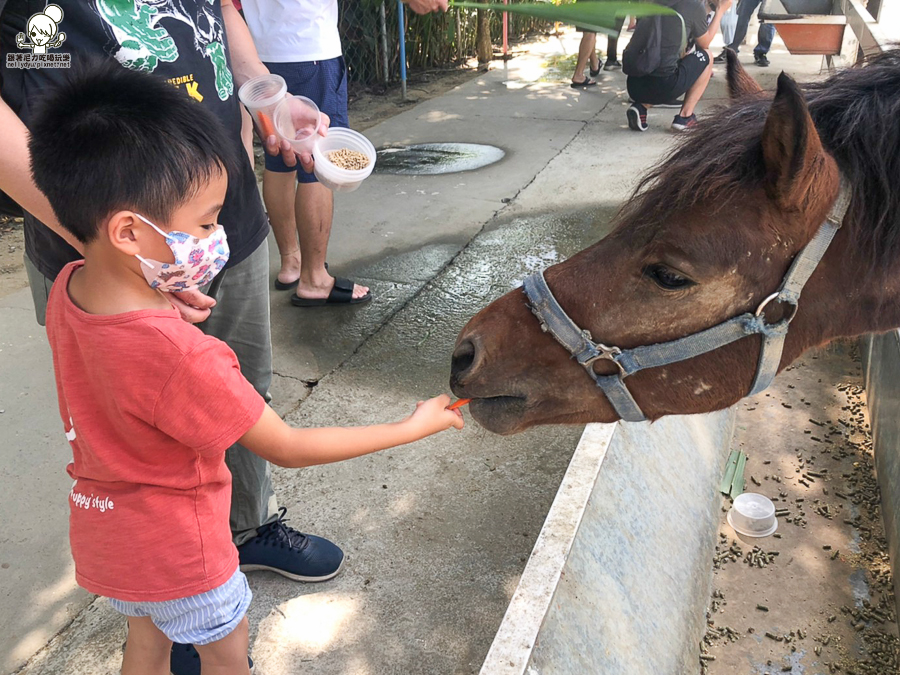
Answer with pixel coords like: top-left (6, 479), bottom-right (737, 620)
top-left (570, 78), bottom-right (597, 89)
top-left (274, 262), bottom-right (327, 291)
top-left (290, 277), bottom-right (372, 307)
top-left (589, 66), bottom-right (601, 77)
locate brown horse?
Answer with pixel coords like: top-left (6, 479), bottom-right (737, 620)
top-left (451, 50), bottom-right (900, 435)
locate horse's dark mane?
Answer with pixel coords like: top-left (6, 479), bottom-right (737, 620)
top-left (617, 49), bottom-right (900, 271)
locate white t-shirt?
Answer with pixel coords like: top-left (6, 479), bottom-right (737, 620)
top-left (240, 0), bottom-right (342, 63)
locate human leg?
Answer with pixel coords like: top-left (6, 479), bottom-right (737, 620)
top-left (194, 616), bottom-right (252, 675)
top-left (677, 49), bottom-right (713, 119)
top-left (262, 168), bottom-right (302, 288)
top-left (118, 570), bottom-right (256, 675)
top-left (122, 616), bottom-right (172, 675)
top-left (198, 240), bottom-right (278, 541)
top-left (572, 31), bottom-right (597, 85)
top-left (755, 21), bottom-right (776, 57)
top-left (604, 17), bottom-right (625, 68)
top-left (280, 57), bottom-right (368, 303)
top-left (604, 36), bottom-right (621, 69)
top-left (23, 254), bottom-right (52, 326)
top-left (728, 0), bottom-right (761, 52)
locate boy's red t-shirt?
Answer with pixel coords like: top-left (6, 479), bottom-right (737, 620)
top-left (45, 262), bottom-right (266, 602)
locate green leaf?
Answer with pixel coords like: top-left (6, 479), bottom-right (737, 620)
top-left (450, 1), bottom-right (679, 36)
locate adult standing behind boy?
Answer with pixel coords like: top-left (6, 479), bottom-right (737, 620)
top-left (239, 0), bottom-right (446, 306)
top-left (0, 1), bottom-right (345, 673)
top-left (624, 0), bottom-right (732, 132)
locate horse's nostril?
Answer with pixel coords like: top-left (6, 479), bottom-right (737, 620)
top-left (451, 339), bottom-right (477, 379)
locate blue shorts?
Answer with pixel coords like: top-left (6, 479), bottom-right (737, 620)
top-left (108, 569), bottom-right (252, 645)
top-left (264, 56), bottom-right (349, 183)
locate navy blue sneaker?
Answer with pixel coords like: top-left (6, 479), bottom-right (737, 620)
top-left (238, 507), bottom-right (345, 582)
top-left (170, 642), bottom-right (252, 675)
top-left (671, 113), bottom-right (698, 132)
top-left (627, 102), bottom-right (649, 131)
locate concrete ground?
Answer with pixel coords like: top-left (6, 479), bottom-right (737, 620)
top-left (704, 344), bottom-right (899, 675)
top-left (0, 28), bottom-right (828, 675)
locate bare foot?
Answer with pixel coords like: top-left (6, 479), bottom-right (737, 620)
top-left (277, 250), bottom-right (301, 286)
top-left (296, 276), bottom-right (370, 301)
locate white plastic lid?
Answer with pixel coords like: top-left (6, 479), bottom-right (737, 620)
top-left (727, 492), bottom-right (778, 538)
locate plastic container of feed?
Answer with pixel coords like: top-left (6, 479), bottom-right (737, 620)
top-left (238, 74), bottom-right (287, 140)
top-left (727, 492), bottom-right (778, 537)
top-left (312, 128), bottom-right (376, 192)
top-left (272, 95), bottom-right (322, 154)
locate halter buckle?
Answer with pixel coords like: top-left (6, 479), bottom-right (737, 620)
top-left (582, 344), bottom-right (626, 376)
top-left (755, 292), bottom-right (799, 325)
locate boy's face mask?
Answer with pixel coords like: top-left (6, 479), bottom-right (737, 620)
top-left (133, 213), bottom-right (229, 293)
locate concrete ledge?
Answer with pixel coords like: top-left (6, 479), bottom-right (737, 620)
top-left (480, 411), bottom-right (736, 675)
top-left (860, 331), bottom-right (900, 620)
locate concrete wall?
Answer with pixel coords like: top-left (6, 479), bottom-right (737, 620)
top-left (860, 331), bottom-right (900, 621)
top-left (480, 411), bottom-right (736, 675)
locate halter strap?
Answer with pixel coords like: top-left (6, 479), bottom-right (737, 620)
top-left (523, 176), bottom-right (852, 422)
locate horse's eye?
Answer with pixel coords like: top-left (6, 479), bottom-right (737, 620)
top-left (644, 264), bottom-right (695, 290)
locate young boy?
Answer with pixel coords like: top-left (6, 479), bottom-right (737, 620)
top-left (32, 62), bottom-right (463, 675)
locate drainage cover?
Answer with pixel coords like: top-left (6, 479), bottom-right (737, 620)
top-left (374, 143), bottom-right (505, 175)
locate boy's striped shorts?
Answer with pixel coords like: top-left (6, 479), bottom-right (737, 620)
top-left (108, 569), bottom-right (251, 645)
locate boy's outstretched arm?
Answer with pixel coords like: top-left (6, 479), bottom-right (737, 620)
top-left (239, 395), bottom-right (464, 469)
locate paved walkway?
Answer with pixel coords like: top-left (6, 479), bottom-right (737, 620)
top-left (0, 28), bottom-right (825, 675)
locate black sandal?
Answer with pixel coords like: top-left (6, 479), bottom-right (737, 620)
top-left (290, 277), bottom-right (372, 307)
top-left (570, 78), bottom-right (597, 89)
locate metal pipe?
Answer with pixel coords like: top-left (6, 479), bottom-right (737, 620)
top-left (397, 0), bottom-right (407, 100)
top-left (379, 1), bottom-right (390, 84)
top-left (502, 0), bottom-right (508, 56)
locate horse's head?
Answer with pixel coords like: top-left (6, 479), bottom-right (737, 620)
top-left (451, 56), bottom-right (900, 435)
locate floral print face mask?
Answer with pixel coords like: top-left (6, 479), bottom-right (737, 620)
top-left (133, 213), bottom-right (229, 293)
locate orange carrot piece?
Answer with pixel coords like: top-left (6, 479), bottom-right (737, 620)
top-left (447, 398), bottom-right (472, 411)
top-left (257, 111), bottom-right (276, 139)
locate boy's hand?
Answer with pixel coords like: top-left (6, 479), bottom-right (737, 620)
top-left (407, 395), bottom-right (465, 436)
top-left (263, 109), bottom-right (330, 173)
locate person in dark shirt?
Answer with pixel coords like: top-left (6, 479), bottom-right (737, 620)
top-left (625, 0), bottom-right (733, 132)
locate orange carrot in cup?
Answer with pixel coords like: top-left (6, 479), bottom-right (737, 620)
top-left (447, 398), bottom-right (471, 411)
top-left (257, 111), bottom-right (276, 139)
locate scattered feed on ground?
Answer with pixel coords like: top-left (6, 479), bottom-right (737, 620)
top-left (701, 343), bottom-right (899, 675)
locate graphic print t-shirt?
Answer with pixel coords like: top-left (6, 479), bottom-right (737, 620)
top-left (0, 0), bottom-right (268, 281)
top-left (45, 262), bottom-right (266, 602)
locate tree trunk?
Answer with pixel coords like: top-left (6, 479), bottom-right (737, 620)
top-left (476, 7), bottom-right (492, 65)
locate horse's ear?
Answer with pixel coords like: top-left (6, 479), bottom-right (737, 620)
top-left (725, 49), bottom-right (764, 99)
top-left (761, 72), bottom-right (824, 208)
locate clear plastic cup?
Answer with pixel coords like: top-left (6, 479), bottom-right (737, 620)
top-left (312, 128), bottom-right (377, 193)
top-left (238, 74), bottom-right (287, 140)
top-left (727, 492), bottom-right (778, 538)
top-left (273, 95), bottom-right (322, 155)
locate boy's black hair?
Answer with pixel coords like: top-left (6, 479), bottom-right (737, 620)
top-left (29, 59), bottom-right (238, 244)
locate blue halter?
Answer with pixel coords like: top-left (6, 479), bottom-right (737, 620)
top-left (522, 178), bottom-right (852, 422)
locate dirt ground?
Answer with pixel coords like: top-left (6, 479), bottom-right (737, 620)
top-left (0, 65), bottom-right (484, 302)
top-left (702, 342), bottom-right (899, 675)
